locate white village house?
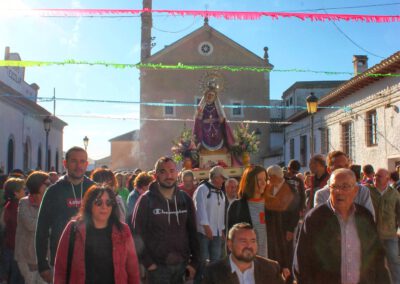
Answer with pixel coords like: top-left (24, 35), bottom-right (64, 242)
top-left (264, 81), bottom-right (345, 167)
top-left (282, 52), bottom-right (400, 171)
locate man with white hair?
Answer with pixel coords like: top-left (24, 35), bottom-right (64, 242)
top-left (313, 151), bottom-right (375, 218)
top-left (265, 165), bottom-right (300, 281)
top-left (294, 169), bottom-right (390, 284)
top-left (225, 178), bottom-right (239, 205)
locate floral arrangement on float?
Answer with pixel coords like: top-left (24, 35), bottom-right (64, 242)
top-left (231, 123), bottom-right (260, 166)
top-left (171, 125), bottom-right (199, 169)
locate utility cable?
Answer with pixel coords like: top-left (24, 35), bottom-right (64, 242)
top-left (323, 9), bottom-right (385, 59)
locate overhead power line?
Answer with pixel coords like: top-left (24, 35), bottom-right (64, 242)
top-left (330, 20), bottom-right (385, 58)
top-left (282, 2), bottom-right (400, 12)
top-left (323, 9), bottom-right (385, 59)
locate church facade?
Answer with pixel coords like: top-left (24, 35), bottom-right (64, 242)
top-left (138, 20), bottom-right (273, 170)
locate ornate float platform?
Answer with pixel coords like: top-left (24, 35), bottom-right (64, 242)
top-left (192, 166), bottom-right (244, 180)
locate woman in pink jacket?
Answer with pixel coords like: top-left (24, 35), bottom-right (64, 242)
top-left (54, 184), bottom-right (140, 284)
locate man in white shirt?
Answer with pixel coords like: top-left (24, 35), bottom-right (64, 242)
top-left (203, 223), bottom-right (284, 284)
top-left (193, 166), bottom-right (227, 283)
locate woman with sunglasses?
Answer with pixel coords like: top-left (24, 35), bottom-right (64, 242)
top-left (53, 184), bottom-right (140, 284)
top-left (90, 168), bottom-right (127, 222)
top-left (15, 171), bottom-right (50, 284)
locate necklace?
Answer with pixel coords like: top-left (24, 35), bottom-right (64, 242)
top-left (70, 182), bottom-right (83, 207)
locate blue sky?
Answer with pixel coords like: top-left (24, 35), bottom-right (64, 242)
top-left (1, 0), bottom-right (399, 159)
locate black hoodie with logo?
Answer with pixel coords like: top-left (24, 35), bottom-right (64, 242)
top-left (132, 181), bottom-right (200, 269)
top-left (35, 175), bottom-right (94, 272)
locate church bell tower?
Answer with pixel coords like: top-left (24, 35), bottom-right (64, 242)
top-left (141, 0), bottom-right (152, 62)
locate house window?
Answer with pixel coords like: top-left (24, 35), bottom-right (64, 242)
top-left (320, 128), bottom-right (330, 154)
top-left (366, 110), bottom-right (377, 146)
top-left (231, 101), bottom-right (244, 117)
top-left (55, 150), bottom-right (59, 173)
top-left (289, 97), bottom-right (293, 106)
top-left (342, 122), bottom-right (355, 162)
top-left (47, 148), bottom-right (52, 171)
top-left (163, 99), bottom-right (176, 117)
top-left (7, 137), bottom-right (14, 174)
top-left (290, 138), bottom-right (295, 160)
top-left (37, 146), bottom-right (42, 170)
top-left (23, 142), bottom-right (29, 170)
top-left (300, 135), bottom-right (307, 166)
top-left (23, 137), bottom-right (31, 171)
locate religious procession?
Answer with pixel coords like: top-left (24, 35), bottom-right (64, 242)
top-left (1, 82), bottom-right (400, 284)
top-left (1, 1), bottom-right (400, 284)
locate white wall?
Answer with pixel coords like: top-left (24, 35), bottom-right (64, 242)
top-left (0, 102), bottom-right (64, 172)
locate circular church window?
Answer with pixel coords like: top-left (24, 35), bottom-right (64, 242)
top-left (198, 42), bottom-right (213, 56)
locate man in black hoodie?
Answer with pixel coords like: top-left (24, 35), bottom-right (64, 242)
top-left (35, 146), bottom-right (94, 283)
top-left (132, 157), bottom-right (200, 284)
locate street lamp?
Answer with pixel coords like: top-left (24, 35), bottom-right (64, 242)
top-left (83, 136), bottom-right (89, 151)
top-left (43, 116), bottom-right (52, 171)
top-left (306, 92), bottom-right (318, 158)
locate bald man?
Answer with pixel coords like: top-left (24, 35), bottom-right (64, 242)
top-left (313, 151), bottom-right (375, 218)
top-left (368, 168), bottom-right (400, 284)
top-left (294, 169), bottom-right (390, 284)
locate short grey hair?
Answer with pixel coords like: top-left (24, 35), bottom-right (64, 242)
top-left (181, 170), bottom-right (194, 180)
top-left (329, 168), bottom-right (356, 184)
top-left (225, 178), bottom-right (238, 187)
top-left (266, 165), bottom-right (284, 179)
top-left (209, 166), bottom-right (227, 180)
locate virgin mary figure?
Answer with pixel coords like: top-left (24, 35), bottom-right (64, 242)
top-left (193, 85), bottom-right (235, 152)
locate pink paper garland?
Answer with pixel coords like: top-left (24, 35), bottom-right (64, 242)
top-left (9, 8), bottom-right (400, 22)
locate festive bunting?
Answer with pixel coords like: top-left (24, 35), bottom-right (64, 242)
top-left (3, 8), bottom-right (400, 23)
top-left (1, 60), bottom-right (398, 77)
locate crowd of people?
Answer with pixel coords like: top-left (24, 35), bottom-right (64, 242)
top-left (0, 146), bottom-right (399, 284)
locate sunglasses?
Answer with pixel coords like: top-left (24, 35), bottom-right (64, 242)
top-left (93, 198), bottom-right (115, 207)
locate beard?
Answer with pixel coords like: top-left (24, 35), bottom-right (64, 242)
top-left (68, 172), bottom-right (84, 181)
top-left (234, 248), bottom-right (256, 263)
top-left (158, 180), bottom-right (176, 189)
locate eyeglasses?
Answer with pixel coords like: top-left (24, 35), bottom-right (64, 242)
top-left (93, 198), bottom-right (115, 207)
top-left (330, 184), bottom-right (355, 192)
